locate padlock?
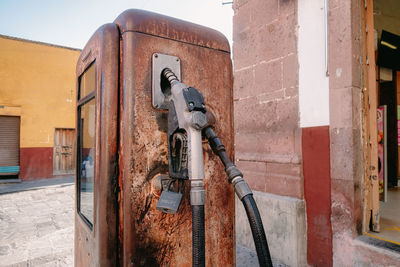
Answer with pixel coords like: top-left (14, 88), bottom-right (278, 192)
top-left (156, 190), bottom-right (183, 214)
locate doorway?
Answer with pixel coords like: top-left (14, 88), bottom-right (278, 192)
top-left (0, 115), bottom-right (20, 178)
top-left (53, 128), bottom-right (75, 175)
top-left (363, 0), bottom-right (400, 246)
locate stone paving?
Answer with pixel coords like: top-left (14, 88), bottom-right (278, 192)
top-left (0, 177), bottom-right (284, 267)
top-left (0, 178), bottom-right (74, 266)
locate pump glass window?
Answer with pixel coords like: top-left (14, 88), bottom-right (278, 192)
top-left (77, 63), bottom-right (96, 227)
top-left (79, 63), bottom-right (95, 99)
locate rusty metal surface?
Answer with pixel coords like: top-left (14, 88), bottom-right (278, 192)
top-left (114, 9), bottom-right (230, 53)
top-left (117, 28), bottom-right (234, 266)
top-left (75, 23), bottom-right (119, 267)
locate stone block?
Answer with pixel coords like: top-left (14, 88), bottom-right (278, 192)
top-left (250, 0), bottom-right (279, 28)
top-left (279, 0), bottom-right (296, 17)
top-left (233, 3), bottom-right (252, 42)
top-left (256, 13), bottom-right (297, 62)
top-left (236, 160), bottom-right (303, 198)
top-left (267, 162), bottom-right (301, 178)
top-left (265, 173), bottom-right (303, 199)
top-left (234, 96), bottom-right (299, 135)
top-left (329, 127), bottom-right (355, 181)
top-left (282, 53), bottom-right (298, 90)
top-left (269, 175), bottom-right (302, 199)
top-left (234, 6), bottom-right (297, 69)
top-left (235, 132), bottom-right (297, 161)
top-left (275, 96), bottom-right (299, 127)
top-left (234, 97), bottom-right (278, 133)
top-left (236, 191), bottom-right (307, 266)
top-left (233, 66), bottom-right (255, 100)
top-left (329, 3), bottom-right (353, 90)
top-left (237, 160), bottom-right (268, 192)
top-left (254, 59), bottom-right (283, 95)
top-left (233, 32), bottom-right (257, 70)
top-left (329, 87), bottom-right (354, 129)
top-left (331, 178), bottom-right (355, 232)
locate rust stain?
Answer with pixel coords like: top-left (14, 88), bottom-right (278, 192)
top-left (117, 26), bottom-right (234, 265)
top-left (114, 9), bottom-right (230, 54)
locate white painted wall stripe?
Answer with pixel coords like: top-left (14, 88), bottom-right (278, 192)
top-left (298, 0), bottom-right (330, 128)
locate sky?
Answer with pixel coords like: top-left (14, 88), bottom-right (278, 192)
top-left (0, 0), bottom-right (233, 49)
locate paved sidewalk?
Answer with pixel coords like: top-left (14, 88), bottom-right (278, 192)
top-left (0, 177), bottom-right (74, 266)
top-left (0, 176), bottom-right (74, 195)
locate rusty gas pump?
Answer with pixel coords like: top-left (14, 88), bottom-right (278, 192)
top-left (75, 9), bottom-right (271, 267)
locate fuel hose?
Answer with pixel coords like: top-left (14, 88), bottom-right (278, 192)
top-left (192, 205), bottom-right (205, 267)
top-left (203, 127), bottom-right (273, 267)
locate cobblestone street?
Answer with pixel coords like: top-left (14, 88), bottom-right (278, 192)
top-left (0, 178), bottom-right (74, 266)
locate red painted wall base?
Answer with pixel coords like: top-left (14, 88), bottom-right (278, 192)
top-left (302, 126), bottom-right (333, 266)
top-left (19, 147), bottom-right (53, 180)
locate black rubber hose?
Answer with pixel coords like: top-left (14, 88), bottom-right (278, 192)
top-left (192, 205), bottom-right (205, 267)
top-left (203, 127), bottom-right (233, 168)
top-left (242, 194), bottom-right (273, 267)
top-left (203, 126), bottom-right (273, 267)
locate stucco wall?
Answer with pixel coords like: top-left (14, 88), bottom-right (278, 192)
top-left (0, 35), bottom-right (80, 179)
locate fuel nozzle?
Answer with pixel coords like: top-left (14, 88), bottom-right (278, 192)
top-left (162, 67), bottom-right (207, 267)
top-left (162, 68), bottom-right (207, 188)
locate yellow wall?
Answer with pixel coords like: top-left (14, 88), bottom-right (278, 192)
top-left (0, 35), bottom-right (80, 148)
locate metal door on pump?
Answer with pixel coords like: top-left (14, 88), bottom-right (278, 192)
top-left (74, 23), bottom-right (119, 267)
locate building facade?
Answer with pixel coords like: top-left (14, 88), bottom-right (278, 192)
top-left (0, 35), bottom-right (80, 180)
top-left (234, 0), bottom-right (400, 266)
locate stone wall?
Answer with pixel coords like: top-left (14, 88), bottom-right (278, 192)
top-left (233, 0), bottom-right (400, 265)
top-left (232, 1), bottom-right (306, 266)
top-left (328, 0), bottom-right (400, 265)
top-left (233, 0), bottom-right (302, 199)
